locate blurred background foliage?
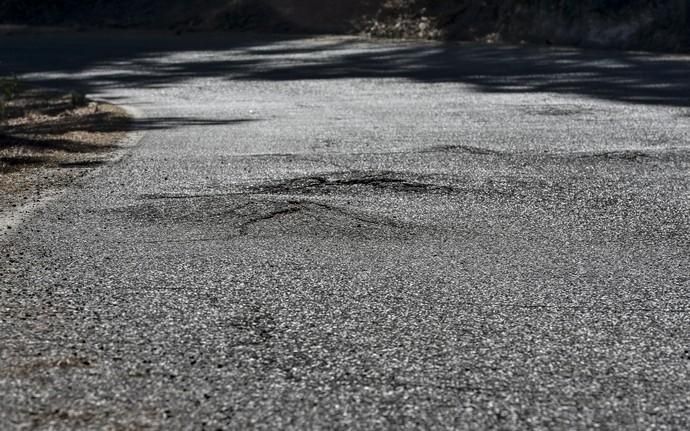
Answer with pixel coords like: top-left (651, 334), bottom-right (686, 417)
top-left (0, 0), bottom-right (687, 51)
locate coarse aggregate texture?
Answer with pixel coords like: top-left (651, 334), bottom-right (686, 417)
top-left (0, 31), bottom-right (689, 430)
top-left (0, 88), bottom-right (131, 216)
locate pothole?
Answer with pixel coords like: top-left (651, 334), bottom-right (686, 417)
top-left (113, 195), bottom-right (404, 239)
top-left (521, 104), bottom-right (595, 117)
top-left (422, 144), bottom-right (502, 156)
top-left (247, 170), bottom-right (460, 195)
top-left (574, 150), bottom-right (651, 161)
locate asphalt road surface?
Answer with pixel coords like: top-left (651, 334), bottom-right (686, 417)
top-left (1, 31), bottom-right (689, 430)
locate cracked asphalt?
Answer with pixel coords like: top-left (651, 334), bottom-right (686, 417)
top-left (1, 31), bottom-right (689, 429)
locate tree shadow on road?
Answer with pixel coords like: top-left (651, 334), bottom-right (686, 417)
top-left (6, 114), bottom-right (255, 137)
top-left (1, 31), bottom-right (689, 108)
top-left (0, 86), bottom-right (258, 172)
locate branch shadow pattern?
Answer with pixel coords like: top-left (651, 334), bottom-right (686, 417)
top-left (2, 32), bottom-right (690, 108)
top-left (1, 114), bottom-right (256, 157)
top-left (5, 115), bottom-right (256, 137)
top-left (227, 44), bottom-right (690, 108)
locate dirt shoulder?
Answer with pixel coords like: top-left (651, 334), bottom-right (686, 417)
top-left (0, 84), bottom-right (132, 224)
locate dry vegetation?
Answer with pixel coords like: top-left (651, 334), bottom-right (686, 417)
top-left (0, 84), bottom-right (130, 212)
top-left (356, 0), bottom-right (689, 50)
top-left (0, 0), bottom-right (687, 51)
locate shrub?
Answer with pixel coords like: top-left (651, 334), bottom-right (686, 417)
top-left (0, 75), bottom-right (21, 122)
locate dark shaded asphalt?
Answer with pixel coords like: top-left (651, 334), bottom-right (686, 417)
top-left (1, 31), bottom-right (689, 430)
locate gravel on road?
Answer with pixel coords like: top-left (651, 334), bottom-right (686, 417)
top-left (0, 31), bottom-right (689, 430)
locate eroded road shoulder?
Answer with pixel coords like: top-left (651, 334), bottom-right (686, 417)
top-left (0, 87), bottom-right (136, 236)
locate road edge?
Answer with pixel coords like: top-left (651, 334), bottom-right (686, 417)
top-left (0, 103), bottom-right (145, 242)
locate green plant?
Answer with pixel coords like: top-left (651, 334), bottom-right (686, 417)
top-left (70, 90), bottom-right (87, 108)
top-left (0, 75), bottom-right (21, 122)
